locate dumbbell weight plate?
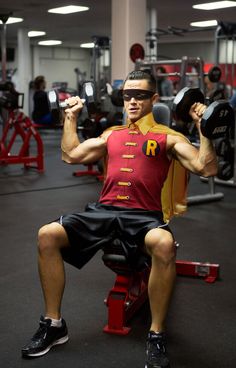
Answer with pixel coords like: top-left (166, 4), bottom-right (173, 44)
top-left (173, 87), bottom-right (205, 123)
top-left (48, 89), bottom-right (61, 110)
top-left (217, 160), bottom-right (234, 181)
top-left (81, 82), bottom-right (97, 115)
top-left (214, 137), bottom-right (232, 159)
top-left (47, 89), bottom-right (65, 124)
top-left (201, 100), bottom-right (234, 139)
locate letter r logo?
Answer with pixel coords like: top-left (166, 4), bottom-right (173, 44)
top-left (142, 140), bottom-right (160, 156)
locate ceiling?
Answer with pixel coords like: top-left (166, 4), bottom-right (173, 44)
top-left (1, 0), bottom-right (236, 49)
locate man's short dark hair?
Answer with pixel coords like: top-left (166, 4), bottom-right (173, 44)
top-left (124, 70), bottom-right (157, 92)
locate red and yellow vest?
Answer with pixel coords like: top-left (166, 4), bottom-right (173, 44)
top-left (99, 112), bottom-right (189, 222)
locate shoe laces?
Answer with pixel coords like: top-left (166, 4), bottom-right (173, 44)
top-left (32, 318), bottom-right (51, 341)
top-left (147, 332), bottom-right (166, 357)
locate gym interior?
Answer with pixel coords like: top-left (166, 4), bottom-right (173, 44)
top-left (1, 1), bottom-right (236, 368)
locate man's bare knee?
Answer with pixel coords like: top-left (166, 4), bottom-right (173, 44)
top-left (145, 228), bottom-right (175, 264)
top-left (38, 222), bottom-right (69, 254)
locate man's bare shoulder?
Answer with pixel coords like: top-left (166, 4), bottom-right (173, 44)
top-left (101, 125), bottom-right (127, 140)
top-left (166, 132), bottom-right (187, 147)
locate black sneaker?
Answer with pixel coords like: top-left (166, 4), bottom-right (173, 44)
top-left (22, 316), bottom-right (69, 358)
top-left (145, 331), bottom-right (170, 368)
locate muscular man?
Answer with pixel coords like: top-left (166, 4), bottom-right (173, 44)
top-left (22, 70), bottom-right (217, 368)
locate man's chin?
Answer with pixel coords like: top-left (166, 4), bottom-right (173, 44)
top-left (127, 112), bottom-right (140, 121)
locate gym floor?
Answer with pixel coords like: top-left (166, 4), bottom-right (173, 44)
top-left (0, 129), bottom-right (235, 368)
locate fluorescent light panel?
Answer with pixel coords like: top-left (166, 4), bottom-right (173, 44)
top-left (0, 17), bottom-right (23, 24)
top-left (190, 20), bottom-right (218, 27)
top-left (28, 31), bottom-right (46, 37)
top-left (38, 40), bottom-right (62, 46)
top-left (48, 5), bottom-right (89, 14)
top-left (80, 42), bottom-right (95, 48)
top-left (193, 1), bottom-right (236, 10)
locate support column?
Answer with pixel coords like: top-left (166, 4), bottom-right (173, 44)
top-left (146, 8), bottom-right (158, 60)
top-left (17, 28), bottom-right (32, 115)
top-left (32, 46), bottom-right (41, 77)
top-left (1, 21), bottom-right (7, 81)
top-left (111, 0), bottom-right (146, 85)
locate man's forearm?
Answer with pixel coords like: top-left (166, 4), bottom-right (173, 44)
top-left (198, 132), bottom-right (218, 176)
top-left (61, 111), bottom-right (80, 155)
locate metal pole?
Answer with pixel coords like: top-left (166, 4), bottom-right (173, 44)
top-left (0, 14), bottom-right (11, 82)
top-left (214, 24), bottom-right (221, 66)
top-left (150, 8), bottom-right (157, 60)
top-left (231, 37), bottom-right (235, 97)
top-left (1, 22), bottom-right (7, 81)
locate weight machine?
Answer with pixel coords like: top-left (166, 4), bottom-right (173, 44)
top-left (0, 108), bottom-right (44, 172)
top-left (0, 12), bottom-right (44, 172)
top-left (91, 36), bottom-right (111, 104)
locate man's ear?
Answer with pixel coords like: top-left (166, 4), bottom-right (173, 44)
top-left (152, 93), bottom-right (160, 104)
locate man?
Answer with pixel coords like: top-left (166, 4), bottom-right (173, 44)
top-left (22, 70), bottom-right (217, 367)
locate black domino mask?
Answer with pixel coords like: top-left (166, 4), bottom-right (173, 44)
top-left (122, 89), bottom-right (155, 101)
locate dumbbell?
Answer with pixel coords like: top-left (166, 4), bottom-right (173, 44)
top-left (172, 87), bottom-right (234, 139)
top-left (47, 81), bottom-right (97, 122)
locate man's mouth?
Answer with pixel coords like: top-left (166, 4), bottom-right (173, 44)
top-left (128, 107), bottom-right (139, 112)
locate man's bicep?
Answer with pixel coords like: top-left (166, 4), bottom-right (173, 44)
top-left (171, 138), bottom-right (199, 172)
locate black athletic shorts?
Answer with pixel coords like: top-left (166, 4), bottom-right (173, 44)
top-left (56, 202), bottom-right (172, 269)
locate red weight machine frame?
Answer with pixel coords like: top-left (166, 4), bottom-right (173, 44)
top-left (103, 254), bottom-right (219, 335)
top-left (0, 110), bottom-right (44, 172)
top-left (73, 163), bottom-right (101, 178)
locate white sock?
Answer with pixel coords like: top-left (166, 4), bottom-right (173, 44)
top-left (45, 316), bottom-right (62, 327)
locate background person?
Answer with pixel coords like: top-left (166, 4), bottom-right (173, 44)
top-left (32, 75), bottom-right (53, 124)
top-left (156, 66), bottom-right (174, 97)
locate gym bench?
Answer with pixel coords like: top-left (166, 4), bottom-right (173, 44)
top-left (102, 239), bottom-right (219, 335)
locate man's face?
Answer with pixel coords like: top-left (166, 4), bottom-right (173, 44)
top-left (123, 79), bottom-right (158, 123)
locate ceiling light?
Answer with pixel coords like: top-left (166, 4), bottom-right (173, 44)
top-left (38, 40), bottom-right (62, 46)
top-left (80, 42), bottom-right (95, 48)
top-left (48, 5), bottom-right (89, 14)
top-left (190, 20), bottom-right (218, 27)
top-left (28, 31), bottom-right (46, 37)
top-left (193, 1), bottom-right (236, 10)
top-left (0, 17), bottom-right (23, 24)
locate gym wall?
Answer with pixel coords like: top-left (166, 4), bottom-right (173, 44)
top-left (157, 42), bottom-right (215, 62)
top-left (6, 38), bottom-right (236, 91)
top-left (7, 45), bottom-right (91, 91)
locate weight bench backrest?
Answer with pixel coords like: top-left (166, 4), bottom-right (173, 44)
top-left (152, 102), bottom-right (171, 126)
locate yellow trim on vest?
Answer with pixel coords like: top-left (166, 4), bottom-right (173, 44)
top-left (125, 142), bottom-right (138, 146)
top-left (117, 195), bottom-right (130, 200)
top-left (122, 154), bottom-right (135, 159)
top-left (117, 181), bottom-right (131, 186)
top-left (120, 167), bottom-right (133, 172)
